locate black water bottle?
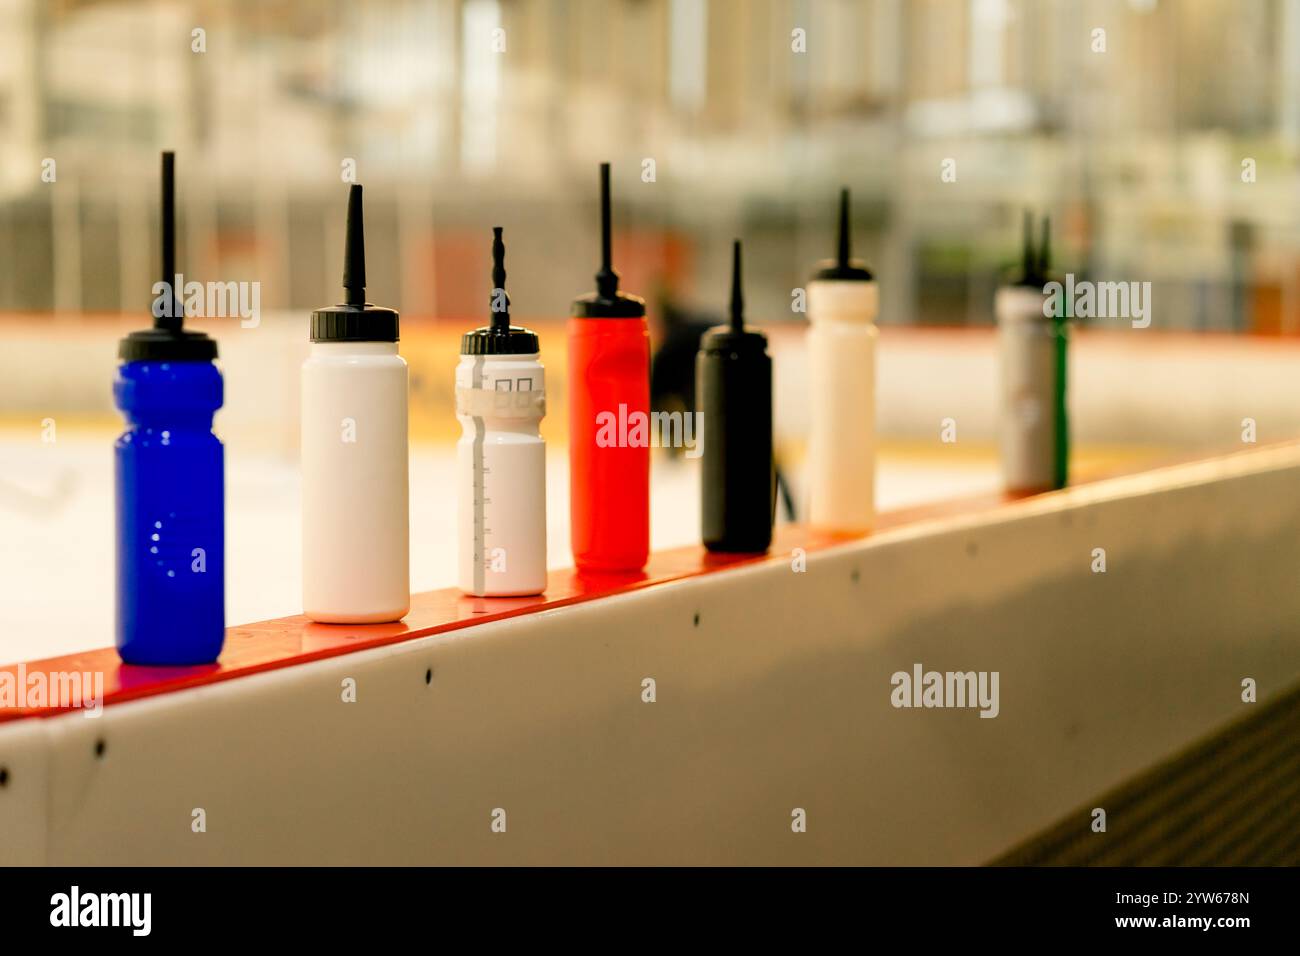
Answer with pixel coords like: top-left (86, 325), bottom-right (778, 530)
top-left (698, 239), bottom-right (774, 553)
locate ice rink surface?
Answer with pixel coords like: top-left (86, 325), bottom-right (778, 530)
top-left (1, 427), bottom-right (1016, 662)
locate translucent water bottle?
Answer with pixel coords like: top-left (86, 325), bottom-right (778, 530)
top-left (456, 228), bottom-right (547, 596)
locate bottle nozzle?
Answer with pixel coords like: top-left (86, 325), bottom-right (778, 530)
top-left (571, 162), bottom-right (645, 318)
top-left (1022, 208), bottom-right (1035, 281)
top-left (595, 162), bottom-right (619, 300)
top-left (343, 184), bottom-right (366, 307)
top-left (837, 187), bottom-right (851, 269)
top-left (1038, 214), bottom-right (1051, 278)
top-left (119, 150), bottom-right (217, 361)
top-left (158, 151), bottom-right (179, 331)
top-left (491, 226), bottom-right (510, 332)
top-left (729, 239), bottom-right (744, 333)
top-left (812, 187), bottom-right (872, 283)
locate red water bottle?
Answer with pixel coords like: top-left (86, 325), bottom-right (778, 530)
top-left (569, 162), bottom-right (650, 572)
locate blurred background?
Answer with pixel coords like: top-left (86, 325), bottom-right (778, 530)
top-left (3, 0), bottom-right (1300, 325)
top-left (5, 0), bottom-right (1300, 653)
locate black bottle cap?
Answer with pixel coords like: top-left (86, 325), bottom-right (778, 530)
top-left (571, 163), bottom-right (646, 319)
top-left (310, 184), bottom-right (400, 343)
top-left (118, 152), bottom-right (218, 362)
top-left (462, 227), bottom-right (540, 355)
top-left (1008, 209), bottom-right (1054, 289)
top-left (812, 187), bottom-right (873, 282)
top-left (702, 239), bottom-right (768, 353)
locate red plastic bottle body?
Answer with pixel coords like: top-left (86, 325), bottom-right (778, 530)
top-left (568, 316), bottom-right (650, 571)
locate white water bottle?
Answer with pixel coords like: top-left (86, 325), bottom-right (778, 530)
top-left (302, 185), bottom-right (410, 623)
top-left (456, 227), bottom-right (547, 597)
top-left (806, 188), bottom-right (878, 531)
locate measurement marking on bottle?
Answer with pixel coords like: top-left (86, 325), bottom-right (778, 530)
top-left (471, 355), bottom-right (488, 595)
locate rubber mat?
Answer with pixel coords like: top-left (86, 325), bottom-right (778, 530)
top-left (992, 679), bottom-right (1300, 865)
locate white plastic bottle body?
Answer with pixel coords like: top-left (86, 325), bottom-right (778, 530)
top-left (301, 341), bottom-right (410, 622)
top-left (806, 279), bottom-right (878, 530)
top-left (996, 286), bottom-right (1060, 493)
top-left (456, 352), bottom-right (547, 596)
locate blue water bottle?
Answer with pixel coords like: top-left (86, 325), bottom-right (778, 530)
top-left (114, 151), bottom-right (224, 665)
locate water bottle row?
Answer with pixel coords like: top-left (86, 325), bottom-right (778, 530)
top-left (114, 153), bottom-right (1067, 666)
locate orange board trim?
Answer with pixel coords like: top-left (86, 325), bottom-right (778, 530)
top-left (2, 437), bottom-right (1289, 726)
top-left (0, 496), bottom-right (1009, 725)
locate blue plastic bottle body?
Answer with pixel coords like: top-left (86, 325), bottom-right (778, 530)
top-left (114, 360), bottom-right (225, 665)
